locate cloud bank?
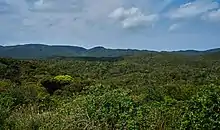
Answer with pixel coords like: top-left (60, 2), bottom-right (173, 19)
top-left (168, 0), bottom-right (219, 19)
top-left (109, 7), bottom-right (159, 28)
top-left (0, 0), bottom-right (220, 50)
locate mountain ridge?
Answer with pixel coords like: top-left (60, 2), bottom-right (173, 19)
top-left (0, 44), bottom-right (220, 59)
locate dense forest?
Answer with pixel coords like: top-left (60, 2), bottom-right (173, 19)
top-left (1, 51), bottom-right (220, 129)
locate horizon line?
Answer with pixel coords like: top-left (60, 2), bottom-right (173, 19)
top-left (0, 43), bottom-right (219, 52)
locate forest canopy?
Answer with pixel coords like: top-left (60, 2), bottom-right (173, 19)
top-left (1, 51), bottom-right (220, 129)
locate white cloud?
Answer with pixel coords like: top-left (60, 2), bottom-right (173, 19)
top-left (109, 7), bottom-right (129, 20)
top-left (169, 0), bottom-right (219, 19)
top-left (83, 0), bottom-right (122, 20)
top-left (202, 9), bottom-right (220, 22)
top-left (169, 23), bottom-right (181, 31)
top-left (122, 14), bottom-right (159, 28)
top-left (34, 0), bottom-right (44, 7)
top-left (109, 7), bottom-right (159, 28)
top-left (28, 0), bottom-right (82, 13)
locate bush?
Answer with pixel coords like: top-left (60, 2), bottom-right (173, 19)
top-left (0, 80), bottom-right (11, 92)
top-left (54, 75), bottom-right (74, 83)
top-left (181, 85), bottom-right (220, 129)
top-left (0, 93), bottom-right (14, 128)
top-left (85, 88), bottom-right (138, 129)
top-left (41, 75), bottom-right (92, 95)
top-left (41, 75), bottom-right (73, 94)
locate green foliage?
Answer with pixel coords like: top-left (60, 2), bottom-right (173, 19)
top-left (85, 86), bottom-right (138, 129)
top-left (0, 58), bottom-right (21, 84)
top-left (181, 85), bottom-right (220, 129)
top-left (0, 93), bottom-right (14, 129)
top-left (40, 76), bottom-right (71, 94)
top-left (1, 52), bottom-right (220, 129)
top-left (40, 75), bottom-right (90, 95)
top-left (136, 97), bottom-right (185, 130)
top-left (54, 75), bottom-right (74, 83)
top-left (0, 80), bottom-right (11, 92)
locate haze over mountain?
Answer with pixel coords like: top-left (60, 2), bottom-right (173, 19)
top-left (0, 44), bottom-right (220, 59)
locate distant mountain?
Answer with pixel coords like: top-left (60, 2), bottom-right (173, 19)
top-left (173, 48), bottom-right (220, 56)
top-left (205, 48), bottom-right (220, 53)
top-left (0, 44), bottom-right (219, 59)
top-left (172, 50), bottom-right (204, 56)
top-left (0, 44), bottom-right (88, 59)
top-left (0, 44), bottom-right (152, 59)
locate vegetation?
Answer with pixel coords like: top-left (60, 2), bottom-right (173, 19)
top-left (1, 51), bottom-right (220, 129)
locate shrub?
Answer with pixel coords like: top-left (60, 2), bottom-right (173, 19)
top-left (83, 85), bottom-right (140, 129)
top-left (181, 85), bottom-right (220, 129)
top-left (41, 75), bottom-right (73, 94)
top-left (0, 80), bottom-right (11, 92)
top-left (6, 84), bottom-right (40, 106)
top-left (54, 75), bottom-right (74, 83)
top-left (41, 75), bottom-right (91, 95)
top-left (0, 93), bottom-right (14, 128)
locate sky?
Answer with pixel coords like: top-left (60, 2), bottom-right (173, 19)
top-left (0, 0), bottom-right (220, 51)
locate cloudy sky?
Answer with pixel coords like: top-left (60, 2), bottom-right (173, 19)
top-left (0, 0), bottom-right (220, 50)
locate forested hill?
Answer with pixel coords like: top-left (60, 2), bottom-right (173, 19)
top-left (0, 44), bottom-right (151, 59)
top-left (1, 44), bottom-right (219, 59)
